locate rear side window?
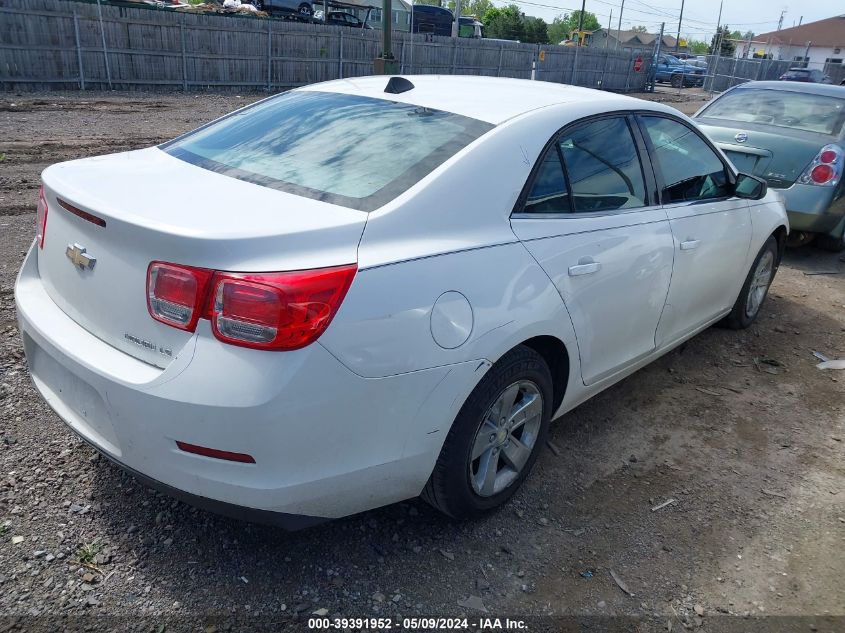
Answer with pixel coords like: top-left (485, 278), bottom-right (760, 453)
top-left (520, 116), bottom-right (647, 215)
top-left (523, 150), bottom-right (570, 214)
top-left (639, 115), bottom-right (730, 203)
top-left (163, 91), bottom-right (493, 212)
top-left (560, 117), bottom-right (647, 213)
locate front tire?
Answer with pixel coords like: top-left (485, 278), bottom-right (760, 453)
top-left (422, 345), bottom-right (553, 519)
top-left (298, 2), bottom-right (312, 16)
top-left (721, 236), bottom-right (778, 330)
top-left (670, 74), bottom-right (683, 88)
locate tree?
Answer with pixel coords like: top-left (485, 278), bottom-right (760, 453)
top-left (688, 39), bottom-right (710, 54)
top-left (547, 10), bottom-right (600, 44)
top-left (710, 25), bottom-right (736, 56)
top-left (483, 5), bottom-right (524, 41)
top-left (445, 0), bottom-right (493, 18)
top-left (630, 25), bottom-right (649, 33)
top-left (522, 16), bottom-right (549, 44)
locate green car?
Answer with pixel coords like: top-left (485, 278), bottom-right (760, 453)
top-left (694, 81), bottom-right (845, 251)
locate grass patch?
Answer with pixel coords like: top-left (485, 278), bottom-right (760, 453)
top-left (76, 541), bottom-right (102, 564)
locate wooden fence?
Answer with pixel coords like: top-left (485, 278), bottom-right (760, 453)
top-left (0, 0), bottom-right (652, 92)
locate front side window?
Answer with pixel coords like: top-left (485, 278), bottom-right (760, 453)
top-left (639, 116), bottom-right (730, 204)
top-left (559, 117), bottom-right (647, 213)
top-left (163, 91), bottom-right (492, 212)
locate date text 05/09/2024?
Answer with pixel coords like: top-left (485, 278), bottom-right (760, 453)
top-left (307, 617), bottom-right (528, 630)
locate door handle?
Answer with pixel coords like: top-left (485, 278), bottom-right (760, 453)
top-left (680, 239), bottom-right (701, 251)
top-left (568, 261), bottom-right (602, 276)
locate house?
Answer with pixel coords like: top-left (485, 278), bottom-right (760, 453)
top-left (742, 14), bottom-right (845, 71)
top-left (585, 29), bottom-right (683, 55)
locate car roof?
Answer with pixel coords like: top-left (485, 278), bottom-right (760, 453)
top-left (734, 80), bottom-right (845, 97)
top-left (298, 75), bottom-right (659, 124)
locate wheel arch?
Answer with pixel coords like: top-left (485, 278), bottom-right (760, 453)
top-left (519, 335), bottom-right (570, 416)
top-left (772, 224), bottom-right (788, 263)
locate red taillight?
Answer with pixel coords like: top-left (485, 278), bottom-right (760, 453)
top-left (175, 441), bottom-right (255, 463)
top-left (36, 186), bottom-right (48, 249)
top-left (798, 144), bottom-right (843, 187)
top-left (146, 262), bottom-right (356, 351)
top-left (146, 262), bottom-right (213, 332)
top-left (811, 164), bottom-right (835, 184)
top-left (209, 265), bottom-right (357, 351)
top-left (820, 149), bottom-right (838, 164)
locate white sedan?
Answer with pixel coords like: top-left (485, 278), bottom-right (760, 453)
top-left (16, 76), bottom-right (788, 528)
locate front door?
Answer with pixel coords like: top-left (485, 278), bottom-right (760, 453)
top-left (636, 114), bottom-right (752, 344)
top-left (511, 115), bottom-right (674, 385)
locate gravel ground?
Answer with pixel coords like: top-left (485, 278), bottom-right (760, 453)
top-left (0, 90), bottom-right (844, 631)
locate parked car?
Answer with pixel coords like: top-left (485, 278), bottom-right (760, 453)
top-left (17, 76), bottom-right (787, 528)
top-left (654, 54), bottom-right (706, 88)
top-left (694, 80), bottom-right (845, 251)
top-left (314, 10), bottom-right (370, 28)
top-left (779, 67), bottom-right (832, 84)
top-left (250, 0), bottom-right (313, 17)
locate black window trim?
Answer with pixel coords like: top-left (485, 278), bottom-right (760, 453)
top-left (632, 110), bottom-right (738, 207)
top-left (511, 111), bottom-right (657, 219)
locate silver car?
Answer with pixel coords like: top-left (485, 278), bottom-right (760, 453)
top-left (251, 0), bottom-right (314, 17)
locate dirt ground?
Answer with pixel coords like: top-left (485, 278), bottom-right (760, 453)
top-left (0, 90), bottom-right (843, 630)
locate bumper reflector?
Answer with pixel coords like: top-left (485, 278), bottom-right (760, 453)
top-left (175, 441), bottom-right (256, 464)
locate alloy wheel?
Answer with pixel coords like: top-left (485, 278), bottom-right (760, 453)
top-left (469, 380), bottom-right (543, 497)
top-left (745, 250), bottom-right (774, 318)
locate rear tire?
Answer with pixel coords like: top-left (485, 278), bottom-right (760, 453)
top-left (786, 231), bottom-right (815, 248)
top-left (815, 225), bottom-right (845, 253)
top-left (670, 74), bottom-right (683, 88)
top-left (721, 236), bottom-right (779, 330)
top-left (422, 345), bottom-right (553, 519)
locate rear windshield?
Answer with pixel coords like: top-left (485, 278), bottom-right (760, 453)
top-left (699, 88), bottom-right (845, 136)
top-left (162, 91), bottom-right (493, 211)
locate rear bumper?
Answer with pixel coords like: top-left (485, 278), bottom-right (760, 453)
top-left (15, 245), bottom-right (480, 524)
top-left (775, 183), bottom-right (844, 234)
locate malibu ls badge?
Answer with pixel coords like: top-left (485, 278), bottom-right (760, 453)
top-left (65, 243), bottom-right (96, 271)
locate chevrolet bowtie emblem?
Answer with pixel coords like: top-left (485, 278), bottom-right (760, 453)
top-left (65, 243), bottom-right (96, 271)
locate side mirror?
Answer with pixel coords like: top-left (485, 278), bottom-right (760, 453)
top-left (734, 172), bottom-right (767, 200)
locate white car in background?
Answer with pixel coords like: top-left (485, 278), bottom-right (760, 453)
top-left (16, 76), bottom-right (788, 528)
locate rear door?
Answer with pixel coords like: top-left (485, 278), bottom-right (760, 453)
top-left (636, 114), bottom-right (752, 345)
top-left (511, 114), bottom-right (674, 386)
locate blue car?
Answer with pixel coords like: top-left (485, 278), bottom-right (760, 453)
top-left (655, 54), bottom-right (706, 88)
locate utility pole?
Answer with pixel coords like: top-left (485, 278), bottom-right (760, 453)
top-left (606, 9), bottom-right (612, 48)
top-left (451, 0), bottom-right (462, 38)
top-left (776, 9), bottom-right (786, 31)
top-left (577, 0), bottom-right (586, 35)
top-left (615, 0), bottom-right (624, 50)
top-left (713, 0), bottom-right (722, 56)
top-left (675, 0), bottom-right (684, 53)
top-left (374, 0), bottom-right (397, 74)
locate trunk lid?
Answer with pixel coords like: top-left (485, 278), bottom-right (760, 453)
top-left (696, 119), bottom-right (830, 188)
top-left (38, 148), bottom-right (366, 368)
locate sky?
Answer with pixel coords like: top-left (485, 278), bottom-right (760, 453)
top-left (488, 0), bottom-right (844, 43)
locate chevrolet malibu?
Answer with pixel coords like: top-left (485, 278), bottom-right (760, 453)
top-left (16, 76), bottom-right (788, 528)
